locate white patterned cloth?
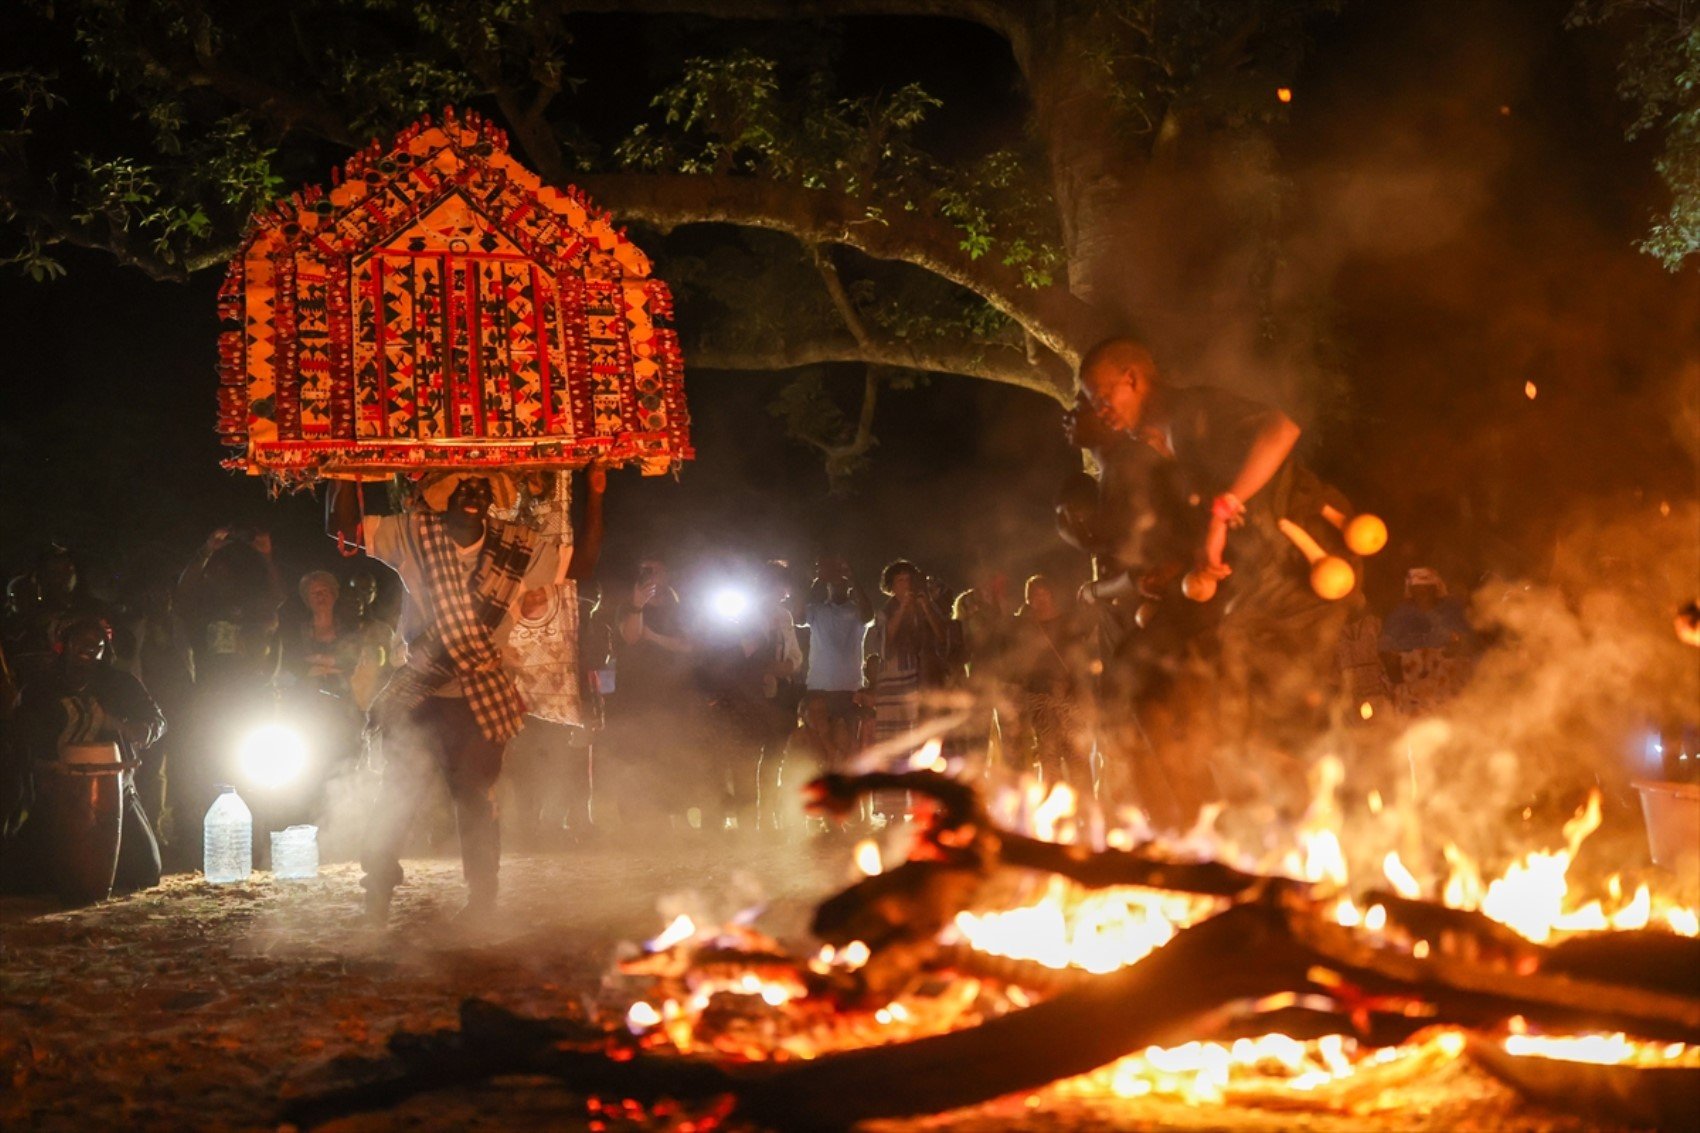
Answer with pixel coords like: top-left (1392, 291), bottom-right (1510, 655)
top-left (507, 580), bottom-right (584, 727)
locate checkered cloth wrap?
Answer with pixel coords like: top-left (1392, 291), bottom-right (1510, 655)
top-left (369, 513), bottom-right (540, 742)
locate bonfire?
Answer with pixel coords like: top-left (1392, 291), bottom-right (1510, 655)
top-left (287, 749), bottom-right (1700, 1132)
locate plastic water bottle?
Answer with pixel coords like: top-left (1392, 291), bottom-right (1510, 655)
top-left (203, 786), bottom-right (252, 884)
top-left (270, 825), bottom-right (319, 880)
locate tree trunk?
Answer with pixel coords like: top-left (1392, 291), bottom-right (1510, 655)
top-left (1021, 9), bottom-right (1298, 399)
top-left (1023, 12), bottom-right (1147, 329)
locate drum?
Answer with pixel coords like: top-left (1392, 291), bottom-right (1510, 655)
top-left (45, 742), bottom-right (128, 906)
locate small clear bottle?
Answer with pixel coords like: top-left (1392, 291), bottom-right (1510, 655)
top-left (271, 825), bottom-right (320, 880)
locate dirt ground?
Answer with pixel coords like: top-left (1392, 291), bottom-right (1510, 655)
top-left (0, 837), bottom-right (1641, 1133)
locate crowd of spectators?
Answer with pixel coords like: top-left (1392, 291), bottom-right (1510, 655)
top-left (0, 511), bottom-right (1485, 904)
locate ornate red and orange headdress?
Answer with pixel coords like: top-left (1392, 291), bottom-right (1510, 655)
top-left (217, 108), bottom-right (691, 487)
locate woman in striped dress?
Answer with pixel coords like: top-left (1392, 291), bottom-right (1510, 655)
top-left (867, 560), bottom-right (949, 747)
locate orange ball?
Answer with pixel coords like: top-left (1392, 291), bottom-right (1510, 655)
top-left (1310, 556), bottom-right (1356, 601)
top-left (1181, 571), bottom-right (1219, 602)
top-left (1135, 601), bottom-right (1158, 629)
top-left (1344, 513), bottom-right (1388, 556)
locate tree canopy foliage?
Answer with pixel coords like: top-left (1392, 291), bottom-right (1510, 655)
top-left (1569, 0), bottom-right (1700, 271)
top-left (2, 0), bottom-right (1349, 483)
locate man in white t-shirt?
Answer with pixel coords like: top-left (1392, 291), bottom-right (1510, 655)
top-left (797, 556), bottom-right (873, 769)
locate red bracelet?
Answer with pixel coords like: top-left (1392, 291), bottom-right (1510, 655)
top-left (1211, 493), bottom-right (1245, 524)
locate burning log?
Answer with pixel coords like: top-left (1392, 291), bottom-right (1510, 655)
top-left (1370, 888), bottom-right (1700, 999)
top-left (1542, 929), bottom-right (1700, 999)
top-left (281, 1000), bottom-right (603, 1128)
top-left (811, 859), bottom-right (990, 1004)
top-left (810, 769), bottom-right (1269, 897)
top-left (997, 832), bottom-right (1264, 898)
top-left (1363, 890), bottom-right (1544, 971)
top-left (732, 888), bottom-right (1700, 1126)
top-left (621, 942), bottom-right (809, 985)
top-left (1467, 1032), bottom-right (1700, 1131)
top-left (1279, 892), bottom-right (1700, 1043)
top-left (806, 770), bottom-right (980, 830)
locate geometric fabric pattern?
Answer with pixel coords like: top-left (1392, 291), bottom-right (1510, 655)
top-left (217, 108), bottom-right (691, 485)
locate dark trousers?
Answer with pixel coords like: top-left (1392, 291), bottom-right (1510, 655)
top-left (705, 700), bottom-right (775, 832)
top-left (505, 718), bottom-right (594, 844)
top-left (132, 742), bottom-right (169, 847)
top-left (115, 783), bottom-right (163, 893)
top-left (601, 705), bottom-right (694, 830)
top-left (362, 696), bottom-right (506, 901)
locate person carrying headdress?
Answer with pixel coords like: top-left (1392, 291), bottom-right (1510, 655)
top-left (327, 467), bottom-right (603, 923)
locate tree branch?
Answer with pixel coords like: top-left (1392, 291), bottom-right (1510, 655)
top-left (804, 248), bottom-right (886, 461)
top-left (811, 245), bottom-right (874, 351)
top-left (690, 331), bottom-right (1068, 400)
top-left (550, 0), bottom-right (1028, 47)
top-left (0, 173), bottom-right (233, 283)
top-left (128, 23), bottom-right (359, 148)
top-left (183, 63), bottom-right (358, 148)
top-left (843, 366), bottom-right (881, 457)
top-left (571, 171), bottom-right (1105, 366)
top-left (464, 11), bottom-right (571, 186)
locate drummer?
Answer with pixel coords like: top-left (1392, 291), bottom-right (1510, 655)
top-left (2, 615), bottom-right (165, 898)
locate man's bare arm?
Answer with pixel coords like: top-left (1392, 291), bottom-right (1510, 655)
top-left (326, 480), bottom-right (362, 544)
top-left (566, 465), bottom-right (606, 582)
top-left (1226, 411), bottom-right (1301, 505)
top-left (1198, 410), bottom-right (1302, 577)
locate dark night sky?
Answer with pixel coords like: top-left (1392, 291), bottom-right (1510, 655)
top-left (1, 0), bottom-right (1694, 615)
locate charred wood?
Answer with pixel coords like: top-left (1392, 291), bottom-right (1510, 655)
top-left (283, 1001), bottom-right (599, 1127)
top-left (1542, 929), bottom-right (1700, 999)
top-left (1284, 896), bottom-right (1700, 1043)
top-left (997, 831), bottom-right (1265, 897)
top-left (1364, 890), bottom-right (1544, 972)
top-left (812, 859), bottom-right (989, 1004)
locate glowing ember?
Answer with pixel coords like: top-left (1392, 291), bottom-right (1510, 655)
top-left (648, 913), bottom-right (697, 952)
top-left (907, 738), bottom-right (947, 773)
top-left (952, 878), bottom-right (1218, 973)
top-left (626, 1001), bottom-right (662, 1032)
top-left (1504, 1032), bottom-right (1700, 1067)
top-left (1057, 1028), bottom-right (1469, 1106)
top-left (1524, 380), bottom-right (1538, 399)
top-left (1032, 784), bottom-right (1078, 842)
top-left (853, 839), bottom-right (883, 877)
top-left (1276, 87), bottom-right (1293, 103)
top-left (1382, 851), bottom-right (1421, 899)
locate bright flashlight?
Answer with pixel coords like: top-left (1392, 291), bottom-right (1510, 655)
top-left (237, 722), bottom-right (309, 789)
top-left (710, 586), bottom-right (751, 623)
